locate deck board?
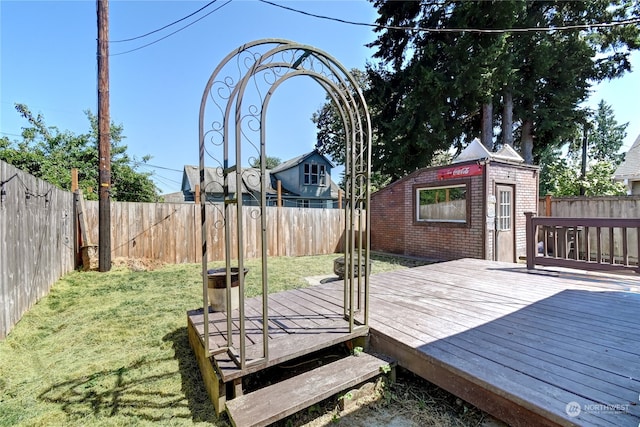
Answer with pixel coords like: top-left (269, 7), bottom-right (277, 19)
top-left (189, 258), bottom-right (640, 426)
top-left (226, 352), bottom-right (392, 427)
top-left (296, 260), bottom-right (640, 426)
top-left (363, 259), bottom-right (640, 427)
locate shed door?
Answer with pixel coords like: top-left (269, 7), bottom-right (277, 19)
top-left (496, 185), bottom-right (515, 262)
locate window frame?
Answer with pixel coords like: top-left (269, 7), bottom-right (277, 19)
top-left (498, 189), bottom-right (512, 231)
top-left (303, 162), bottom-right (327, 187)
top-left (413, 180), bottom-right (471, 227)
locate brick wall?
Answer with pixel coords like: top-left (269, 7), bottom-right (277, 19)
top-left (371, 160), bottom-right (538, 262)
top-left (486, 163), bottom-right (539, 260)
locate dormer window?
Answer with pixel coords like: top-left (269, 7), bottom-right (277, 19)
top-left (304, 163), bottom-right (326, 186)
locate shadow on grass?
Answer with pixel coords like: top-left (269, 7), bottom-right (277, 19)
top-left (163, 327), bottom-right (223, 424)
top-left (37, 328), bottom-right (221, 425)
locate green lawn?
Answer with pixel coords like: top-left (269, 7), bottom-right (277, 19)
top-left (0, 254), bottom-right (429, 427)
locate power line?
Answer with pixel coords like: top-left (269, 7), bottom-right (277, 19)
top-left (136, 162), bottom-right (183, 173)
top-left (151, 173), bottom-right (182, 188)
top-left (258, 0), bottom-right (640, 34)
top-left (110, 0), bottom-right (233, 57)
top-left (111, 1), bottom-right (218, 43)
top-left (0, 131), bottom-right (23, 138)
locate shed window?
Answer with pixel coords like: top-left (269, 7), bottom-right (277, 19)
top-left (498, 190), bottom-right (511, 231)
top-left (416, 184), bottom-right (467, 223)
top-left (304, 163), bottom-right (326, 186)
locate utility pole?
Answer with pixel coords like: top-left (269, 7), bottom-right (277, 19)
top-left (580, 122), bottom-right (588, 196)
top-left (97, 0), bottom-right (111, 271)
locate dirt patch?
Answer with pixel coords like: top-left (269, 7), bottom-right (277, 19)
top-left (271, 368), bottom-right (503, 427)
top-left (111, 257), bottom-right (165, 272)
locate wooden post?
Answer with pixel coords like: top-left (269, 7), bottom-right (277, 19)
top-left (73, 190), bottom-right (81, 267)
top-left (71, 168), bottom-right (79, 193)
top-left (72, 168), bottom-right (81, 267)
top-left (195, 184), bottom-right (200, 204)
top-left (97, 0), bottom-right (111, 271)
top-left (276, 180), bottom-right (282, 208)
top-left (545, 194), bottom-right (552, 216)
top-left (338, 189), bottom-right (342, 209)
top-left (525, 212), bottom-right (535, 270)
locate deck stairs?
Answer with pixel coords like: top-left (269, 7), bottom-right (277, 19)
top-left (224, 349), bottom-right (393, 427)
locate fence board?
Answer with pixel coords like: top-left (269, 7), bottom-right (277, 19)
top-left (1, 162), bottom-right (346, 340)
top-left (538, 196), bottom-right (640, 262)
top-left (82, 201), bottom-right (347, 264)
top-left (0, 160), bottom-right (75, 339)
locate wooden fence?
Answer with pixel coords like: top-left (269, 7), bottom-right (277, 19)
top-left (536, 195), bottom-right (640, 267)
top-left (1, 160), bottom-right (349, 338)
top-left (82, 202), bottom-right (348, 263)
top-left (0, 161), bottom-right (75, 339)
top-left (539, 195), bottom-right (640, 218)
top-left (526, 213), bottom-right (640, 273)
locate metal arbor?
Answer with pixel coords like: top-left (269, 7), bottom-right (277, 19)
top-left (198, 39), bottom-right (371, 369)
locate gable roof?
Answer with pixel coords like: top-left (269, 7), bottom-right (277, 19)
top-left (452, 138), bottom-right (492, 163)
top-left (182, 165), bottom-right (276, 194)
top-left (614, 133), bottom-right (640, 180)
top-left (493, 144), bottom-right (524, 163)
top-left (453, 138), bottom-right (524, 164)
top-left (270, 149), bottom-right (335, 174)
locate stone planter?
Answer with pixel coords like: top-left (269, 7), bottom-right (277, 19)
top-left (207, 267), bottom-right (248, 312)
top-left (333, 257), bottom-right (371, 279)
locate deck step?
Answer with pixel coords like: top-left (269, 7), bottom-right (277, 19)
top-left (225, 352), bottom-right (393, 427)
top-left (213, 322), bottom-right (369, 382)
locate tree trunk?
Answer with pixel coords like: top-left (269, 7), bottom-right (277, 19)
top-left (502, 89), bottom-right (514, 147)
top-left (481, 102), bottom-right (493, 150)
top-left (521, 119), bottom-right (534, 164)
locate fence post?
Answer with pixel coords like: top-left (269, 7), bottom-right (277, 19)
top-left (525, 212), bottom-right (536, 270)
top-left (73, 190), bottom-right (81, 268)
top-left (277, 180), bottom-right (282, 208)
top-left (545, 194), bottom-right (552, 216)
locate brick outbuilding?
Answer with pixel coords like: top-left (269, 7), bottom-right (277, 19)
top-left (370, 145), bottom-right (539, 262)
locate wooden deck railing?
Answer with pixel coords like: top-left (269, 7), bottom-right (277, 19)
top-left (525, 212), bottom-right (640, 273)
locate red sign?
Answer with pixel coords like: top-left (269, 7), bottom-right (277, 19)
top-left (437, 164), bottom-right (483, 180)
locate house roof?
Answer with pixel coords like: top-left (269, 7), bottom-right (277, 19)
top-left (270, 149), bottom-right (335, 174)
top-left (452, 138), bottom-right (492, 163)
top-left (493, 144), bottom-right (524, 163)
top-left (182, 165), bottom-right (277, 194)
top-left (614, 133), bottom-right (640, 180)
top-left (453, 138), bottom-right (524, 164)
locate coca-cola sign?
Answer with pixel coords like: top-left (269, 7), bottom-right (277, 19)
top-left (437, 164), bottom-right (483, 180)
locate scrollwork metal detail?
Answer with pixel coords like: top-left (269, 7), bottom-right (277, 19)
top-left (198, 39), bottom-right (372, 366)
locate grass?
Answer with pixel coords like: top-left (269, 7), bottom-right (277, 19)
top-left (0, 254), bottom-right (433, 427)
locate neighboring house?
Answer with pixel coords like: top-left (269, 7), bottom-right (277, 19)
top-left (162, 191), bottom-right (187, 203)
top-left (614, 132), bottom-right (640, 195)
top-left (181, 150), bottom-right (341, 208)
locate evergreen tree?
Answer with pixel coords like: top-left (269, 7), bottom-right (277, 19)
top-left (588, 99), bottom-right (627, 165)
top-left (541, 100), bottom-right (628, 196)
top-left (367, 0), bottom-right (639, 171)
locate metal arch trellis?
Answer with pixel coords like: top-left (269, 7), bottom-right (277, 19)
top-left (198, 39), bottom-right (372, 369)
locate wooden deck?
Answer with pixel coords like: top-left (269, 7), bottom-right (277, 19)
top-left (187, 288), bottom-right (368, 383)
top-left (190, 258), bottom-right (640, 426)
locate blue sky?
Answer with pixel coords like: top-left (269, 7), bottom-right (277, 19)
top-left (1, 1), bottom-right (638, 194)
